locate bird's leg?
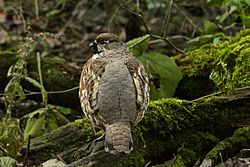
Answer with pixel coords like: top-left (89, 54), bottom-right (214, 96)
top-left (90, 122), bottom-right (105, 141)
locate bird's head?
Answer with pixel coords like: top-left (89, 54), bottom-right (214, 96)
top-left (90, 33), bottom-right (125, 54)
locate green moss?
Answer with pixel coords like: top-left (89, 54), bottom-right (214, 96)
top-left (72, 118), bottom-right (94, 136)
top-left (131, 95), bottom-right (245, 166)
top-left (144, 98), bottom-right (189, 134)
top-left (114, 151), bottom-right (145, 167)
top-left (205, 126), bottom-right (250, 165)
top-left (171, 154), bottom-right (185, 167)
top-left (119, 98), bottom-right (191, 165)
top-left (174, 148), bottom-right (197, 167)
top-left (188, 29), bottom-right (250, 93)
top-left (42, 57), bottom-right (77, 88)
top-left (28, 56), bottom-right (78, 91)
top-left (232, 47), bottom-right (250, 88)
top-left (132, 98), bottom-right (222, 165)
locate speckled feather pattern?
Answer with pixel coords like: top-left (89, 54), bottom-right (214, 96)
top-left (79, 33), bottom-right (150, 154)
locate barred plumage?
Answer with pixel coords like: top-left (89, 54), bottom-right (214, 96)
top-left (79, 33), bottom-right (150, 154)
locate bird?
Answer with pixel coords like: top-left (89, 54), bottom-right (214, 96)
top-left (79, 33), bottom-right (150, 154)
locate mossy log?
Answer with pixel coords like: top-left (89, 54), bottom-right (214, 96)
top-left (20, 88), bottom-right (250, 166)
top-left (200, 126), bottom-right (250, 166)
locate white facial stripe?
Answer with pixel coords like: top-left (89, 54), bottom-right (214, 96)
top-left (92, 53), bottom-right (99, 60)
top-left (103, 40), bottom-right (110, 44)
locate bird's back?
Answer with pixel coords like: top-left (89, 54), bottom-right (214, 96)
top-left (97, 59), bottom-right (137, 154)
top-left (79, 33), bottom-right (150, 154)
top-left (98, 60), bottom-right (137, 124)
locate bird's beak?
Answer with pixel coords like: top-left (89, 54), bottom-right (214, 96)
top-left (89, 40), bottom-right (97, 47)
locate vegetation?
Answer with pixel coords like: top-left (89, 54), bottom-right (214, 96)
top-left (0, 0), bottom-right (250, 166)
top-left (188, 29), bottom-right (250, 92)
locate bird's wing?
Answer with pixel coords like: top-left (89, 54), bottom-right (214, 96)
top-left (125, 56), bottom-right (150, 125)
top-left (79, 58), bottom-right (106, 126)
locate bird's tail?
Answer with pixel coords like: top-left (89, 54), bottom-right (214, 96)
top-left (105, 122), bottom-right (133, 154)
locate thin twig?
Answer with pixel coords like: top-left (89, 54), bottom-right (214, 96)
top-left (173, 3), bottom-right (203, 33)
top-left (37, 52), bottom-right (43, 91)
top-left (144, 161), bottom-right (151, 167)
top-left (26, 86), bottom-right (79, 95)
top-left (163, 0), bottom-right (173, 37)
top-left (23, 135), bottom-right (31, 166)
top-left (19, 3), bottom-right (26, 32)
top-left (151, 34), bottom-right (185, 53)
top-left (35, 0), bottom-right (39, 20)
top-left (149, 35), bottom-right (191, 45)
top-left (108, 5), bottom-right (121, 32)
top-left (136, 0), bottom-right (140, 11)
top-left (57, 0), bottom-right (101, 36)
top-left (219, 153), bottom-right (224, 163)
top-left (37, 52), bottom-right (48, 107)
top-left (191, 91), bottom-right (222, 102)
top-left (119, 3), bottom-right (184, 53)
top-left (56, 154), bottom-right (67, 164)
top-left (0, 86), bottom-right (79, 97)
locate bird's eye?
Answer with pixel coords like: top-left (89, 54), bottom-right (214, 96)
top-left (100, 40), bottom-right (110, 44)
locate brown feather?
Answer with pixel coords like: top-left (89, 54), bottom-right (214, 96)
top-left (124, 56), bottom-right (150, 125)
top-left (79, 33), bottom-right (150, 154)
top-left (79, 58), bottom-right (106, 121)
